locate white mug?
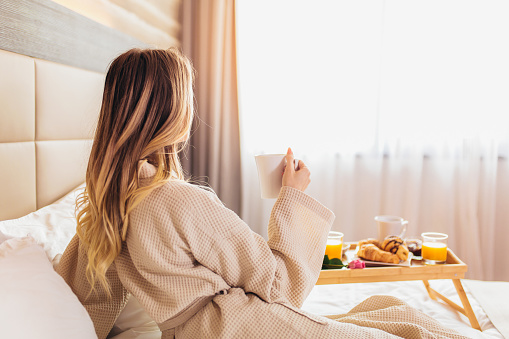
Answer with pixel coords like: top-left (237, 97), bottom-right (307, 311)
top-left (375, 215), bottom-right (408, 241)
top-left (254, 154), bottom-right (298, 199)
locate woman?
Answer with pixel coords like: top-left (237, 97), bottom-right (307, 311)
top-left (57, 48), bottom-right (467, 339)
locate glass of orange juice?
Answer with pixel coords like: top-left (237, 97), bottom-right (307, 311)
top-left (325, 231), bottom-right (344, 260)
top-left (421, 232), bottom-right (448, 265)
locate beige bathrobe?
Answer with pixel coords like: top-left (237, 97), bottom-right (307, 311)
top-left (57, 163), bottom-right (467, 339)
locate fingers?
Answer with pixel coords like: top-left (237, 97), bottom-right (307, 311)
top-left (281, 148), bottom-right (311, 192)
top-left (293, 159), bottom-right (307, 172)
top-left (285, 147), bottom-right (295, 173)
top-left (297, 159), bottom-right (306, 171)
top-left (284, 149), bottom-right (308, 172)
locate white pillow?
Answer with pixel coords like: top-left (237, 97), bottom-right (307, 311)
top-left (0, 184), bottom-right (84, 261)
top-left (0, 235), bottom-right (97, 339)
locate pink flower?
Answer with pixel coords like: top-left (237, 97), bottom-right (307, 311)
top-left (348, 259), bottom-right (366, 269)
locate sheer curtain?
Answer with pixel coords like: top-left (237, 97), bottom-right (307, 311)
top-left (236, 1), bottom-right (509, 281)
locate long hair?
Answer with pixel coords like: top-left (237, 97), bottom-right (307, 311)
top-left (76, 48), bottom-right (195, 296)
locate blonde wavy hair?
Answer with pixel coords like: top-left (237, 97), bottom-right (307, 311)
top-left (76, 48), bottom-right (195, 296)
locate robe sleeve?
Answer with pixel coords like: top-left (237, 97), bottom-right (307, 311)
top-left (180, 185), bottom-right (335, 308)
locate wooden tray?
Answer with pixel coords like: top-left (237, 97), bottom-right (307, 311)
top-left (317, 243), bottom-right (467, 285)
top-left (317, 242), bottom-right (481, 331)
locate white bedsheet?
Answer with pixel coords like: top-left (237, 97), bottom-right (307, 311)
top-left (302, 279), bottom-right (503, 339)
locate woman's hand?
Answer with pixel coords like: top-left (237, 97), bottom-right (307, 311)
top-left (282, 148), bottom-right (311, 192)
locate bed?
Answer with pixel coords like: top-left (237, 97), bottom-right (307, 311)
top-left (0, 44), bottom-right (508, 339)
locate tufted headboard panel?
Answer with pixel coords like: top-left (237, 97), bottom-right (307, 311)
top-left (0, 48), bottom-right (104, 220)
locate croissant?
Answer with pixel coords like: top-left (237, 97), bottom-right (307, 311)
top-left (357, 244), bottom-right (400, 264)
top-left (382, 236), bottom-right (409, 261)
top-left (357, 238), bottom-right (382, 249)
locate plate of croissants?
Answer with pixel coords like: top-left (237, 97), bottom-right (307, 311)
top-left (355, 236), bottom-right (413, 266)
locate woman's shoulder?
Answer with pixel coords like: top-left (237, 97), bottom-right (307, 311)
top-left (150, 179), bottom-right (222, 207)
top-left (138, 162), bottom-right (216, 200)
top-left (164, 179), bottom-right (214, 195)
top-left (137, 163), bottom-right (224, 211)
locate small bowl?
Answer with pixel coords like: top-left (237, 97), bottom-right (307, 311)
top-left (405, 237), bottom-right (422, 259)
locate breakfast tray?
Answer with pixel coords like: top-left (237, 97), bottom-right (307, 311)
top-left (317, 243), bottom-right (481, 330)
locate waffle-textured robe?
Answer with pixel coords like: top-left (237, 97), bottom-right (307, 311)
top-left (57, 163), bottom-right (467, 339)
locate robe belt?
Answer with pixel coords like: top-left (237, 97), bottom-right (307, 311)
top-left (158, 291), bottom-right (226, 331)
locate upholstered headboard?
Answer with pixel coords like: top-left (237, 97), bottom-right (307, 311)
top-left (0, 0), bottom-right (182, 221)
top-left (0, 48), bottom-right (104, 220)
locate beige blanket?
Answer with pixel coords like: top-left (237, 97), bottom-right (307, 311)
top-left (327, 295), bottom-right (469, 338)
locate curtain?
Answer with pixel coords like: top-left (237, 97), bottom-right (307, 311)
top-left (237, 0), bottom-right (509, 281)
top-left (181, 0), bottom-right (242, 214)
